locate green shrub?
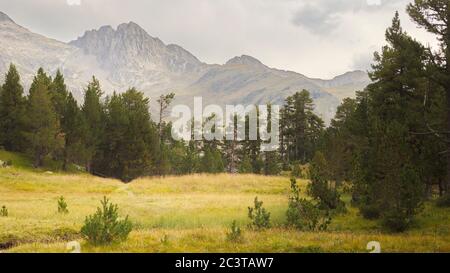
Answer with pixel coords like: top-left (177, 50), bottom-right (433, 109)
top-left (239, 155), bottom-right (253, 174)
top-left (248, 197), bottom-right (271, 230)
top-left (382, 210), bottom-right (411, 232)
top-left (0, 206), bottom-right (8, 217)
top-left (360, 204), bottom-right (381, 219)
top-left (308, 152), bottom-right (345, 211)
top-left (226, 220), bottom-right (243, 243)
top-left (291, 164), bottom-right (303, 178)
top-left (436, 194), bottom-right (450, 208)
top-left (57, 196), bottom-right (69, 214)
top-left (160, 234), bottom-right (169, 245)
top-left (81, 197), bottom-right (132, 245)
top-left (286, 178), bottom-right (331, 231)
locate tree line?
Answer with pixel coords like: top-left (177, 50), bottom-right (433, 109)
top-left (0, 65), bottom-right (320, 181)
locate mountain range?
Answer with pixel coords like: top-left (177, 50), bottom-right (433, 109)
top-left (0, 11), bottom-right (371, 124)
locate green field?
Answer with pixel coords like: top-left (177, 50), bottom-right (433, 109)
top-left (0, 150), bottom-right (449, 253)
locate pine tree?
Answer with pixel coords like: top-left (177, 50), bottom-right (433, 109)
top-left (93, 89), bottom-right (159, 182)
top-left (62, 93), bottom-right (87, 170)
top-left (188, 141), bottom-right (201, 174)
top-left (349, 13), bottom-right (427, 228)
top-left (280, 90), bottom-right (324, 165)
top-left (24, 80), bottom-right (62, 167)
top-left (29, 67), bottom-right (52, 96)
top-left (157, 92), bottom-right (175, 141)
top-left (322, 98), bottom-right (358, 184)
top-left (407, 0), bottom-right (450, 197)
top-left (239, 154), bottom-right (253, 174)
top-left (0, 64), bottom-right (26, 151)
top-left (48, 70), bottom-right (72, 165)
top-left (308, 151), bottom-right (343, 211)
top-left (263, 151), bottom-right (281, 175)
top-left (49, 70), bottom-right (69, 121)
top-left (242, 108), bottom-right (263, 174)
top-left (201, 146), bottom-right (224, 173)
top-left (82, 77), bottom-right (104, 173)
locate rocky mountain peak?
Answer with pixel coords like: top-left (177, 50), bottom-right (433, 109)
top-left (329, 70), bottom-right (369, 86)
top-left (0, 11), bottom-right (14, 23)
top-left (69, 21), bottom-right (203, 79)
top-left (226, 55), bottom-right (266, 68)
top-left (0, 14), bottom-right (371, 125)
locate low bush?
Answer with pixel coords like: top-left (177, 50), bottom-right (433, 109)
top-left (0, 206), bottom-right (8, 217)
top-left (382, 210), bottom-right (411, 233)
top-left (57, 196), bottom-right (69, 214)
top-left (286, 178), bottom-right (331, 231)
top-left (226, 220), bottom-right (243, 243)
top-left (248, 197), bottom-right (271, 230)
top-left (436, 194), bottom-right (450, 208)
top-left (360, 204), bottom-right (381, 220)
top-left (81, 197), bottom-right (132, 245)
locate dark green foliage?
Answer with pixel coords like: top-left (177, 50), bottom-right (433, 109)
top-left (0, 206), bottom-right (8, 217)
top-left (0, 64), bottom-right (27, 151)
top-left (286, 178), bottom-right (331, 231)
top-left (407, 0), bottom-right (450, 203)
top-left (24, 70), bottom-right (62, 168)
top-left (308, 152), bottom-right (345, 211)
top-left (327, 14), bottom-right (429, 231)
top-left (201, 147), bottom-right (224, 174)
top-left (382, 210), bottom-right (412, 233)
top-left (49, 70), bottom-right (69, 122)
top-left (29, 68), bottom-right (52, 95)
top-left (359, 204), bottom-right (381, 220)
top-left (182, 141), bottom-right (201, 174)
top-left (157, 92), bottom-right (175, 141)
top-left (280, 90), bottom-right (325, 164)
top-left (49, 71), bottom-right (87, 171)
top-left (82, 77), bottom-right (105, 173)
top-left (93, 89), bottom-right (159, 182)
top-left (238, 155), bottom-right (253, 174)
top-left (436, 195), bottom-right (450, 208)
top-left (226, 220), bottom-right (243, 243)
top-left (81, 197), bottom-right (132, 245)
top-left (321, 98), bottom-right (359, 184)
top-left (62, 93), bottom-right (88, 170)
top-left (291, 163), bottom-right (303, 178)
top-left (57, 196), bottom-right (69, 214)
top-left (242, 108), bottom-right (263, 174)
top-left (247, 197), bottom-right (271, 230)
top-left (263, 151), bottom-right (281, 176)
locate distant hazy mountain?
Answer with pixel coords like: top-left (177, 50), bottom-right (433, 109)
top-left (0, 11), bottom-right (371, 124)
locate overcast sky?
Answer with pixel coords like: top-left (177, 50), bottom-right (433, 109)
top-left (0, 0), bottom-right (438, 78)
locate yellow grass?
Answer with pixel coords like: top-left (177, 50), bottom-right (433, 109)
top-left (0, 152), bottom-right (449, 253)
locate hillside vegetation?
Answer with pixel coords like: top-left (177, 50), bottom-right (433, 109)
top-left (1, 151), bottom-right (449, 253)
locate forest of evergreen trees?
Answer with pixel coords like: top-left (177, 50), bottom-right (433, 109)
top-left (0, 1), bottom-right (449, 231)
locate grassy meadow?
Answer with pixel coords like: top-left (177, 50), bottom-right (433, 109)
top-left (0, 150), bottom-right (449, 253)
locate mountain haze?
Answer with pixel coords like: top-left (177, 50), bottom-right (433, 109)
top-left (0, 11), bottom-right (371, 123)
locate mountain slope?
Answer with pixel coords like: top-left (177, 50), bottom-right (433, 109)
top-left (0, 11), bottom-right (371, 124)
